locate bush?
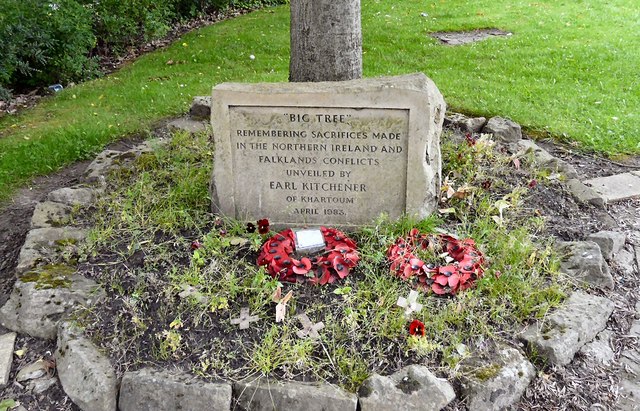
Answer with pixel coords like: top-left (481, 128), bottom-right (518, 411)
top-left (0, 0), bottom-right (287, 98)
top-left (0, 0), bottom-right (98, 95)
top-left (83, 0), bottom-right (176, 54)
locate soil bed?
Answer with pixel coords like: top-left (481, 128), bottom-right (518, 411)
top-left (1, 123), bottom-right (639, 410)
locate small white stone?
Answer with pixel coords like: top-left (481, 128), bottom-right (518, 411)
top-left (249, 54), bottom-right (256, 60)
top-left (0, 333), bottom-right (17, 387)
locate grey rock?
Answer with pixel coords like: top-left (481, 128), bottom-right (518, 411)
top-left (579, 330), bottom-right (614, 365)
top-left (557, 160), bottom-right (579, 180)
top-left (517, 140), bottom-right (578, 179)
top-left (358, 365), bottom-right (455, 411)
top-left (565, 179), bottom-right (606, 208)
top-left (16, 227), bottom-right (86, 273)
top-left (0, 332), bottom-right (16, 387)
top-left (119, 368), bottom-right (231, 411)
top-left (584, 172), bottom-right (640, 203)
top-left (190, 96), bottom-right (212, 120)
top-left (617, 379), bottom-right (640, 411)
top-left (482, 117), bottom-right (522, 144)
top-left (56, 322), bottom-right (117, 411)
top-left (31, 201), bottom-right (72, 229)
top-left (234, 378), bottom-right (357, 411)
top-left (558, 241), bottom-right (613, 288)
top-left (587, 231), bottom-right (627, 260)
top-left (167, 117), bottom-right (208, 134)
top-left (459, 346), bottom-right (535, 411)
top-left (629, 320), bottom-right (640, 338)
top-left (595, 212), bottom-right (618, 230)
top-left (520, 291), bottom-right (614, 366)
top-left (85, 150), bottom-right (132, 182)
top-left (620, 349), bottom-right (640, 379)
top-left (0, 266), bottom-right (104, 339)
top-left (444, 113), bottom-right (486, 133)
top-left (47, 187), bottom-right (94, 207)
top-left (85, 140), bottom-right (163, 183)
top-left (518, 139), bottom-right (558, 165)
top-left (28, 376), bottom-right (57, 394)
top-left (614, 248), bottom-right (638, 276)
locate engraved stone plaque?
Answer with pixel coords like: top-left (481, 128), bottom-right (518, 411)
top-left (210, 73), bottom-right (445, 227)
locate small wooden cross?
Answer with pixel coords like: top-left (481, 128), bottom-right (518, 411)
top-left (295, 313), bottom-right (324, 340)
top-left (231, 307), bottom-right (260, 330)
top-left (397, 290), bottom-right (423, 317)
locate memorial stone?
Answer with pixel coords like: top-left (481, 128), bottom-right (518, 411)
top-left (210, 73), bottom-right (445, 227)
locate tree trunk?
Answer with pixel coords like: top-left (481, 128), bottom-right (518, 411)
top-left (289, 0), bottom-right (362, 82)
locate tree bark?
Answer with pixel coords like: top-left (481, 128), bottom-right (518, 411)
top-left (289, 0), bottom-right (362, 82)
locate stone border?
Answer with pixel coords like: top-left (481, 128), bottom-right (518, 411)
top-left (0, 102), bottom-right (638, 410)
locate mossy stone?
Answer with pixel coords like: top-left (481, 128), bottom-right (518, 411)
top-left (474, 363), bottom-right (502, 382)
top-left (20, 264), bottom-right (75, 289)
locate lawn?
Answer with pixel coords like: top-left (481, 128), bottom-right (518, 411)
top-left (0, 0), bottom-right (638, 202)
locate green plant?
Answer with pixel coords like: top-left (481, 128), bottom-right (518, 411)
top-left (0, 0), bottom-right (98, 93)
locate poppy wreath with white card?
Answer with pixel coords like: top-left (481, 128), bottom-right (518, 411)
top-left (257, 227), bottom-right (359, 284)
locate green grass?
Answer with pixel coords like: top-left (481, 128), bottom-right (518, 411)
top-left (1, 0), bottom-right (638, 201)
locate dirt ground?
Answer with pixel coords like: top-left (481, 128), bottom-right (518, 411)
top-left (0, 127), bottom-right (639, 409)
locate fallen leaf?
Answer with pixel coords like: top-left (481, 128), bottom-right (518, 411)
top-left (452, 185), bottom-right (474, 199)
top-left (229, 237), bottom-right (248, 246)
top-left (275, 290), bottom-right (293, 323)
top-left (446, 185), bottom-right (455, 199)
top-left (16, 359), bottom-right (47, 382)
top-left (271, 286), bottom-right (282, 303)
top-left (0, 399), bottom-right (16, 411)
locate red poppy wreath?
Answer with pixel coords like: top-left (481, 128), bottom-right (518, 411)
top-left (257, 227), bottom-right (359, 284)
top-left (387, 229), bottom-right (485, 296)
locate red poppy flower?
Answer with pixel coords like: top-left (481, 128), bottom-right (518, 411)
top-left (448, 273), bottom-right (460, 289)
top-left (257, 218), bottom-right (270, 234)
top-left (434, 274), bottom-right (449, 286)
top-left (409, 319), bottom-right (425, 336)
top-left (246, 222), bottom-right (256, 233)
top-left (343, 251), bottom-right (359, 267)
top-left (318, 266), bottom-right (333, 285)
top-left (528, 179), bottom-right (538, 188)
top-left (190, 240), bottom-right (202, 250)
top-left (292, 257), bottom-right (312, 275)
top-left (431, 283), bottom-right (448, 295)
top-left (465, 133), bottom-right (476, 146)
top-left (333, 256), bottom-right (350, 278)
